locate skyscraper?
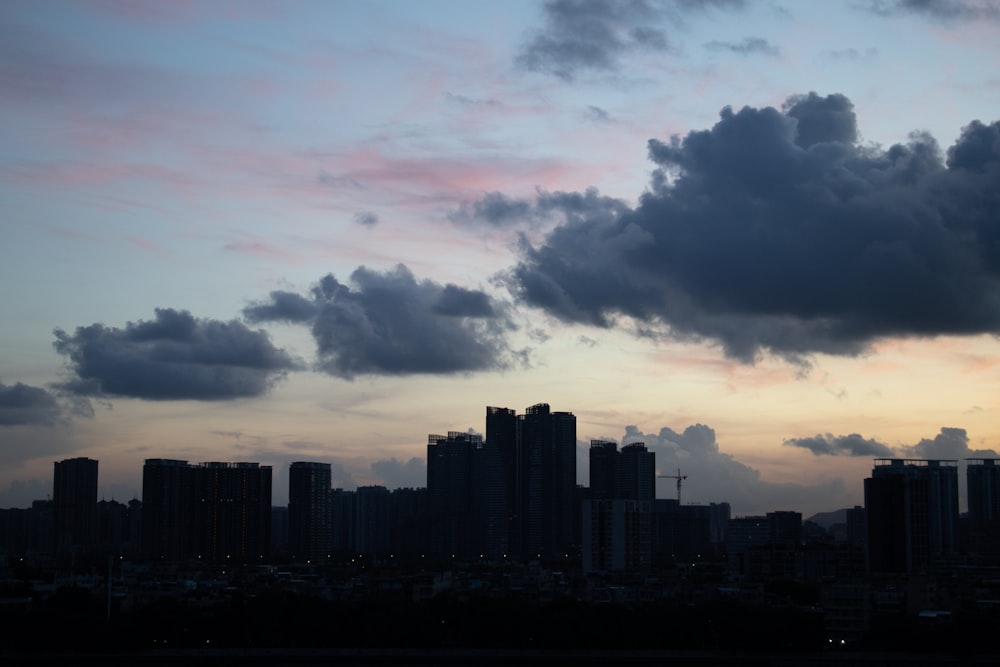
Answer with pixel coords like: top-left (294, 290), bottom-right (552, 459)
top-left (864, 459), bottom-right (959, 574)
top-left (288, 461), bottom-right (331, 562)
top-left (584, 441), bottom-right (655, 570)
top-left (355, 485), bottom-right (391, 555)
top-left (142, 459), bottom-right (194, 561)
top-left (519, 403), bottom-right (576, 558)
top-left (427, 431), bottom-right (478, 558)
top-left (589, 440), bottom-right (618, 501)
top-left (967, 458), bottom-right (1000, 560)
top-left (142, 459), bottom-right (271, 563)
top-left (618, 442), bottom-right (655, 504)
top-left (486, 406), bottom-right (518, 557)
top-left (195, 462), bottom-right (272, 562)
top-left (53, 457), bottom-right (98, 558)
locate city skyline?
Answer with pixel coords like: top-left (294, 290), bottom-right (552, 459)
top-left (2, 1), bottom-right (1000, 518)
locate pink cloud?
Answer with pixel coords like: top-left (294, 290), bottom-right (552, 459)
top-left (89, 0), bottom-right (280, 24)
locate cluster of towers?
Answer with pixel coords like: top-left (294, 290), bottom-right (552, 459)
top-left (288, 404), bottom-right (579, 563)
top-left (864, 458), bottom-right (1000, 572)
top-left (8, 415), bottom-right (1000, 576)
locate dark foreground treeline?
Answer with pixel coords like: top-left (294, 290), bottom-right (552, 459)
top-left (2, 587), bottom-right (999, 657)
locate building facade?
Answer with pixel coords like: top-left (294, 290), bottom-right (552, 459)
top-left (53, 457), bottom-right (99, 559)
top-left (864, 459), bottom-right (958, 574)
top-left (288, 461), bottom-right (332, 562)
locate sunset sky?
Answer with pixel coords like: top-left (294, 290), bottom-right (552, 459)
top-left (2, 0), bottom-right (999, 517)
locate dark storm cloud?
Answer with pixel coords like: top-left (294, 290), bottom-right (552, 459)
top-left (782, 92), bottom-right (857, 147)
top-left (243, 290), bottom-right (318, 323)
top-left (450, 191), bottom-right (535, 228)
top-left (517, 0), bottom-right (743, 81)
top-left (452, 186), bottom-right (630, 230)
top-left (0, 381), bottom-right (62, 426)
top-left (516, 0), bottom-right (669, 80)
top-left (245, 265), bottom-right (520, 378)
top-left (499, 92), bottom-right (1000, 361)
top-left (704, 37), bottom-right (779, 56)
top-left (867, 0), bottom-right (1000, 21)
top-left (784, 433), bottom-right (894, 457)
top-left (53, 308), bottom-right (299, 400)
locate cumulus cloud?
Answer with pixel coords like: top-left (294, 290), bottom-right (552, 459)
top-left (244, 265), bottom-right (521, 378)
top-left (622, 423), bottom-right (852, 514)
top-left (784, 426), bottom-right (999, 476)
top-left (370, 457), bottom-right (426, 489)
top-left (354, 211), bottom-right (379, 227)
top-left (704, 37), bottom-right (779, 56)
top-left (497, 92), bottom-right (1000, 362)
top-left (516, 0), bottom-right (744, 81)
top-left (784, 433), bottom-right (894, 457)
top-left (0, 381), bottom-right (64, 426)
top-left (901, 426), bottom-right (999, 460)
top-left (53, 308), bottom-right (299, 400)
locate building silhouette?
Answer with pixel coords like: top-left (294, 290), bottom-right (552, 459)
top-left (584, 441), bottom-right (655, 571)
top-left (142, 459), bottom-right (194, 561)
top-left (519, 403), bottom-right (577, 559)
top-left (288, 462), bottom-right (332, 562)
top-left (355, 485), bottom-right (391, 556)
top-left (966, 458), bottom-right (1000, 560)
top-left (53, 457), bottom-right (99, 560)
top-left (485, 406), bottom-right (518, 557)
top-left (142, 459), bottom-right (271, 563)
top-left (330, 487), bottom-right (355, 554)
top-left (195, 462), bottom-right (271, 562)
top-left (864, 458), bottom-right (959, 574)
top-left (654, 499), bottom-right (730, 564)
top-left (589, 440), bottom-right (617, 500)
top-left (427, 431), bottom-right (480, 559)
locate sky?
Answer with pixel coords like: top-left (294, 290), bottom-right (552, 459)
top-left (2, 0), bottom-right (999, 517)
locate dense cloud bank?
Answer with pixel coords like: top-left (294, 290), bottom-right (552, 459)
top-left (496, 93), bottom-right (1000, 362)
top-left (244, 264), bottom-right (520, 378)
top-left (53, 308), bottom-right (299, 400)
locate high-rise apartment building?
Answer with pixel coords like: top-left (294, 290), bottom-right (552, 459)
top-left (583, 498), bottom-right (651, 572)
top-left (53, 457), bottom-right (98, 558)
top-left (142, 459), bottom-right (194, 561)
top-left (486, 406), bottom-right (518, 557)
top-left (864, 459), bottom-right (958, 574)
top-left (967, 458), bottom-right (1000, 560)
top-left (585, 441), bottom-right (655, 571)
top-left (519, 403), bottom-right (576, 559)
top-left (589, 440), bottom-right (618, 501)
top-left (355, 485), bottom-right (391, 555)
top-left (618, 443), bottom-right (655, 504)
top-left (427, 431), bottom-right (478, 558)
top-left (288, 462), bottom-right (331, 562)
top-left (195, 462), bottom-right (271, 562)
top-left (142, 459), bottom-right (271, 563)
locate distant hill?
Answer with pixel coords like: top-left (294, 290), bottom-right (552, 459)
top-left (805, 508), bottom-right (849, 530)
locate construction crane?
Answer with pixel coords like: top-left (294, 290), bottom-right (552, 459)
top-left (658, 468), bottom-right (688, 505)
